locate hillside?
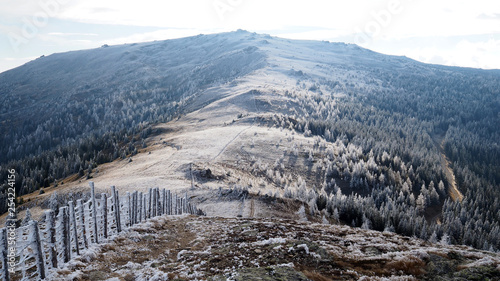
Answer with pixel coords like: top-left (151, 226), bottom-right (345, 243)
top-left (1, 29), bottom-right (500, 264)
top-left (48, 213), bottom-right (500, 280)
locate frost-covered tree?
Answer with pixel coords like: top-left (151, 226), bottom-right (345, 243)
top-left (429, 231), bottom-right (438, 243)
top-left (440, 233), bottom-right (450, 246)
top-left (21, 208), bottom-right (32, 226)
top-left (332, 208), bottom-right (339, 222)
top-left (361, 215), bottom-right (372, 230)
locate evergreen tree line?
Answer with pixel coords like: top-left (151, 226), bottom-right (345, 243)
top-left (259, 65), bottom-right (499, 251)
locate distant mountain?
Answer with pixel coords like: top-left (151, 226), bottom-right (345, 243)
top-left (1, 30), bottom-right (499, 253)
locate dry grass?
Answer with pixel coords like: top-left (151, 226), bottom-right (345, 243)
top-left (303, 270), bottom-right (335, 281)
top-left (385, 256), bottom-right (426, 276)
top-left (47, 211), bottom-right (499, 280)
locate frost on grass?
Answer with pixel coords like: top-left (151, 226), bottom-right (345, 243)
top-left (48, 214), bottom-right (500, 280)
top-left (295, 205), bottom-right (307, 222)
top-left (252, 237), bottom-right (287, 246)
top-left (297, 243), bottom-right (309, 254)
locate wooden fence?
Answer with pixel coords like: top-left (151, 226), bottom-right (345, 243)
top-left (0, 182), bottom-right (201, 280)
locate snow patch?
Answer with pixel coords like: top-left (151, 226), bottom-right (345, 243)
top-left (253, 237), bottom-right (287, 245)
top-left (297, 243), bottom-right (309, 254)
top-left (177, 249), bottom-right (189, 260)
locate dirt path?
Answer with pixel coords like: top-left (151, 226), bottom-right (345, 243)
top-left (440, 140), bottom-right (463, 202)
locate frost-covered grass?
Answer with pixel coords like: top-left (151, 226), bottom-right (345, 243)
top-left (47, 210), bottom-right (500, 281)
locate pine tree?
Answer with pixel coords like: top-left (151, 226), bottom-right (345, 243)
top-left (440, 233), bottom-right (450, 245)
top-left (361, 214), bottom-right (372, 230)
top-left (429, 231), bottom-right (438, 243)
top-left (332, 208), bottom-right (339, 222)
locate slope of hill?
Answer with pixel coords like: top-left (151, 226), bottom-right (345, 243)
top-left (1, 30), bottom-right (499, 257)
top-left (48, 213), bottom-right (500, 280)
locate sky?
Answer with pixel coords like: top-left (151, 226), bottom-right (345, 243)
top-left (1, 0), bottom-right (500, 73)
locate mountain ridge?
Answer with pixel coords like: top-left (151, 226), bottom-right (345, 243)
top-left (1, 30), bottom-right (499, 261)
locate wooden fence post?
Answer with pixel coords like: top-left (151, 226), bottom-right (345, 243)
top-left (172, 194), bottom-right (175, 215)
top-left (154, 188), bottom-right (157, 217)
top-left (90, 182), bottom-right (99, 244)
top-left (111, 186), bottom-right (121, 233)
top-left (154, 188), bottom-right (158, 216)
top-left (158, 188), bottom-right (162, 215)
top-left (148, 188), bottom-right (152, 219)
top-left (130, 192), bottom-right (134, 225)
top-left (45, 210), bottom-right (58, 269)
top-left (132, 192), bottom-right (136, 224)
top-left (137, 191), bottom-right (140, 222)
top-left (174, 194), bottom-right (177, 215)
top-left (67, 201), bottom-right (80, 256)
top-left (165, 190), bottom-right (170, 215)
top-left (162, 189), bottom-right (166, 215)
top-left (174, 194), bottom-right (178, 215)
top-left (152, 188), bottom-right (157, 217)
top-left (31, 220), bottom-right (46, 279)
top-left (101, 193), bottom-right (108, 239)
top-left (133, 191), bottom-right (138, 224)
top-left (1, 228), bottom-right (9, 281)
top-left (76, 200), bottom-right (88, 249)
top-left (155, 188), bottom-right (160, 216)
top-left (167, 190), bottom-right (171, 215)
top-left (138, 192), bottom-right (143, 222)
top-left (127, 192), bottom-right (131, 226)
top-left (143, 194), bottom-right (147, 221)
top-left (59, 206), bottom-right (70, 263)
top-left (158, 189), bottom-right (162, 216)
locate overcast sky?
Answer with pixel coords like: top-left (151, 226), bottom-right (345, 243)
top-left (1, 0), bottom-right (500, 73)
